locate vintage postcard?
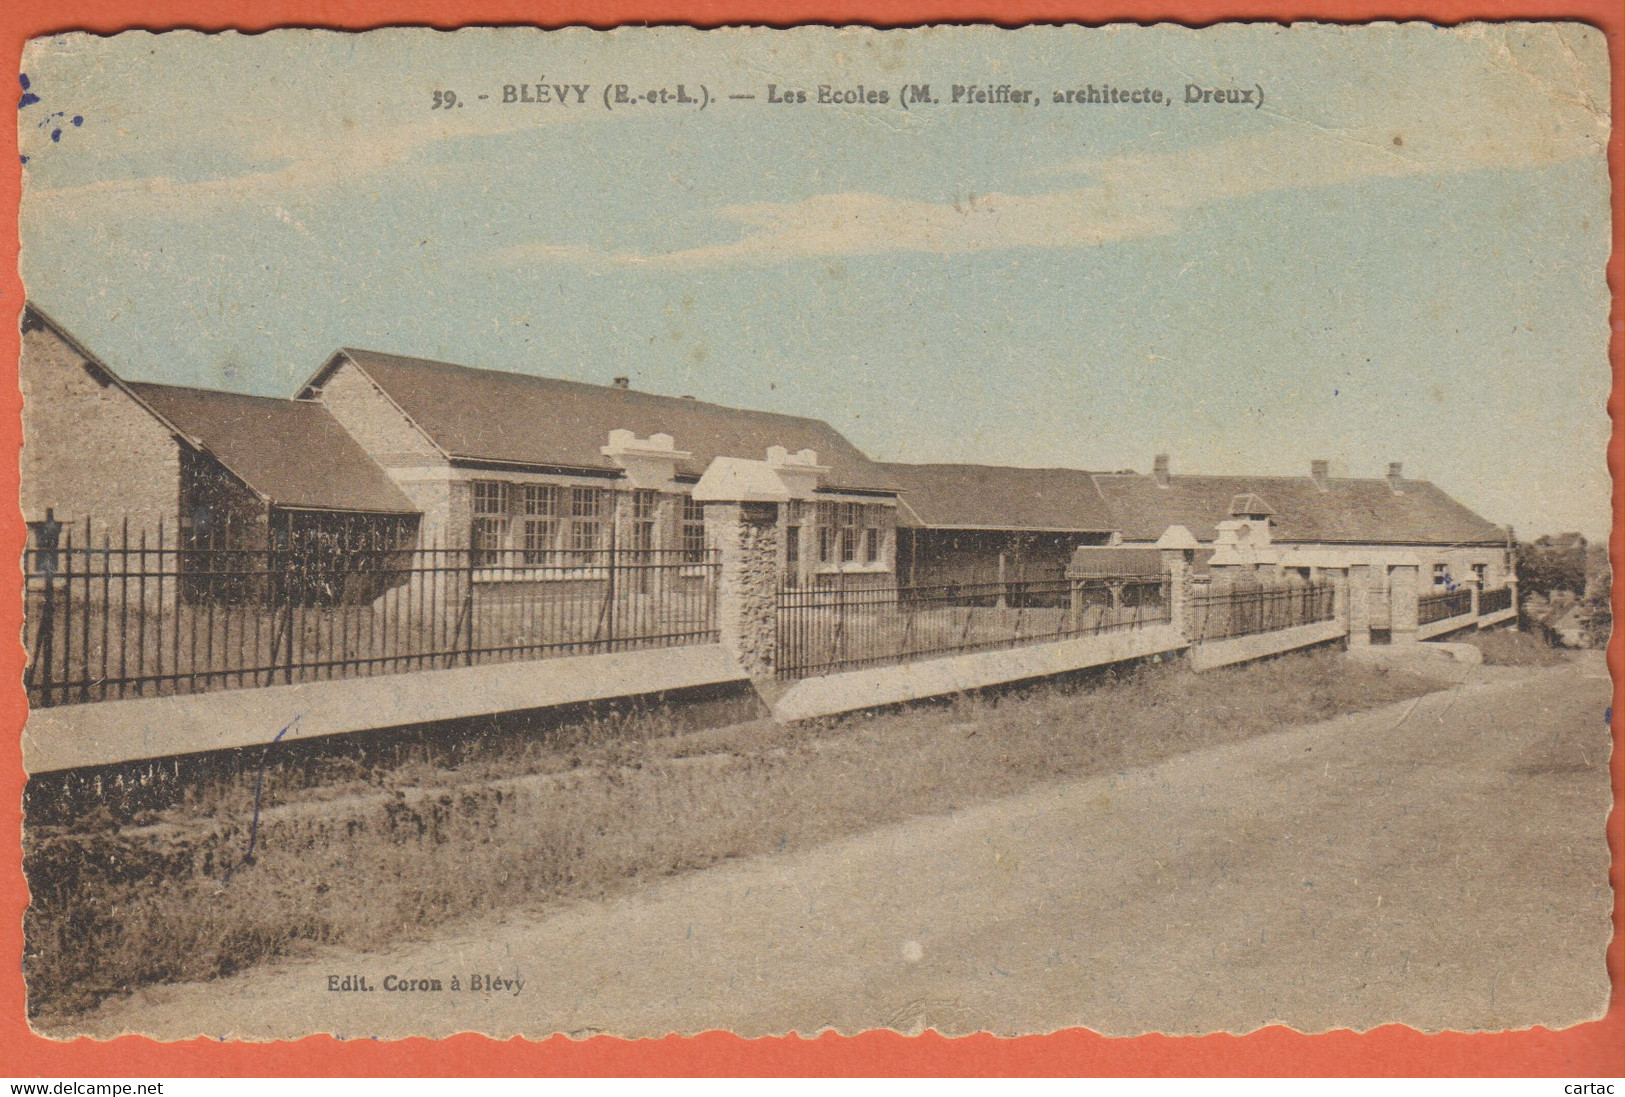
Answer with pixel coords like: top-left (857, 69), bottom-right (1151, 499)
top-left (14, 23), bottom-right (1613, 1042)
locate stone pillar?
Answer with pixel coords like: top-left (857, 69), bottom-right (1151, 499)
top-left (705, 500), bottom-right (783, 678)
top-left (1160, 549), bottom-right (1192, 637)
top-left (1347, 563), bottom-right (1371, 647)
top-left (1466, 575), bottom-right (1482, 619)
top-left (1323, 565), bottom-right (1349, 636)
top-left (1390, 562), bottom-right (1421, 645)
top-left (1155, 526), bottom-right (1200, 639)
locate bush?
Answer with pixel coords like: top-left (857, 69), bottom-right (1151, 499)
top-left (1460, 630), bottom-right (1568, 666)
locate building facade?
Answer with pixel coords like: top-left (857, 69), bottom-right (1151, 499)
top-left (21, 305), bottom-right (183, 547)
top-left (881, 463), bottom-right (1118, 588)
top-left (296, 348), bottom-right (905, 589)
top-left (22, 306), bottom-right (420, 589)
top-left (1091, 455), bottom-right (1514, 590)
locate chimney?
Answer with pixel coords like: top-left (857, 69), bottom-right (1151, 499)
top-left (1153, 453), bottom-right (1171, 488)
top-left (1310, 458), bottom-right (1329, 490)
top-left (612, 376), bottom-right (630, 390)
top-left (1387, 461), bottom-right (1404, 491)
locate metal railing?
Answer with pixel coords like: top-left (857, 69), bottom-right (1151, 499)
top-left (1188, 582), bottom-right (1336, 642)
top-left (1478, 586), bottom-right (1513, 615)
top-left (24, 517), bottom-right (719, 708)
top-left (775, 574), bottom-right (1169, 680)
top-left (1419, 587), bottom-right (1474, 625)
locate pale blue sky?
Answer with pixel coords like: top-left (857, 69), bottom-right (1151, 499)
top-left (18, 24), bottom-right (1614, 538)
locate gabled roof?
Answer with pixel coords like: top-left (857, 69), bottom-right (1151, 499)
top-left (878, 463), bottom-right (1118, 532)
top-left (299, 349), bottom-right (902, 495)
top-left (127, 382), bottom-right (419, 515)
top-left (22, 302), bottom-right (190, 440)
top-left (1093, 472), bottom-right (1506, 545)
top-left (1228, 492), bottom-right (1275, 517)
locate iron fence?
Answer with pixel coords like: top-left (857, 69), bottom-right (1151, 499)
top-left (1478, 586), bottom-right (1513, 615)
top-left (775, 574), bottom-right (1169, 680)
top-left (1188, 582), bottom-right (1336, 642)
top-left (1419, 587), bottom-right (1474, 625)
top-left (24, 517), bottom-right (719, 708)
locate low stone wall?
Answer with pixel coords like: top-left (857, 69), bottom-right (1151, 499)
top-left (767, 624), bottom-right (1189, 722)
top-left (1476, 607), bottom-right (1518, 630)
top-left (1419, 611), bottom-right (1480, 641)
top-left (1188, 618), bottom-right (1347, 673)
top-left (24, 643), bottom-right (750, 774)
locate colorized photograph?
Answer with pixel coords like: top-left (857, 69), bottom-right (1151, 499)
top-left (14, 23), bottom-right (1614, 1040)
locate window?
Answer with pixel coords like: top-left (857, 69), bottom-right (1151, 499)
top-left (681, 495), bottom-right (707, 563)
top-left (838, 503), bottom-right (861, 563)
top-left (1472, 563), bottom-right (1488, 585)
top-left (521, 485), bottom-right (560, 565)
top-left (568, 486), bottom-right (605, 563)
top-left (471, 481), bottom-right (510, 566)
top-left (631, 490), bottom-right (659, 553)
top-left (1432, 563), bottom-right (1449, 587)
top-left (809, 501), bottom-right (887, 569)
top-left (469, 481), bottom-right (623, 572)
top-left (816, 502), bottom-right (837, 564)
top-left (474, 480), bottom-right (510, 515)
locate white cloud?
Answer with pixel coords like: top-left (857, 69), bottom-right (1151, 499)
top-left (507, 22), bottom-right (1610, 269)
top-left (615, 190), bottom-right (1173, 266)
top-left (495, 105), bottom-right (1603, 269)
top-left (24, 114), bottom-right (550, 219)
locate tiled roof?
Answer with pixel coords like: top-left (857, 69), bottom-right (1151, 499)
top-left (1066, 546), bottom-right (1166, 578)
top-left (879, 463), bottom-right (1118, 532)
top-left (127, 383), bottom-right (419, 515)
top-left (1092, 472), bottom-right (1506, 545)
top-left (304, 349), bottom-right (901, 495)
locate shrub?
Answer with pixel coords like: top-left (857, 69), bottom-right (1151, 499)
top-left (1460, 630), bottom-right (1568, 666)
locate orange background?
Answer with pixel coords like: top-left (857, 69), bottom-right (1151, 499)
top-left (0, 0), bottom-right (1619, 1077)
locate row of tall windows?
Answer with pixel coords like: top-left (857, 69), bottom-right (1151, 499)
top-left (472, 482), bottom-right (709, 566)
top-left (472, 482), bottom-right (887, 570)
top-left (473, 482), bottom-right (609, 567)
top-left (813, 501), bottom-right (885, 567)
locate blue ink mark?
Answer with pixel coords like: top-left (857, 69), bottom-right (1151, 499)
top-left (18, 85), bottom-right (86, 154)
top-left (1605, 706), bottom-right (1612, 727)
top-left (221, 715), bottom-right (301, 884)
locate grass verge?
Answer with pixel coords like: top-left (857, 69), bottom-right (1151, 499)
top-left (26, 648), bottom-right (1446, 1022)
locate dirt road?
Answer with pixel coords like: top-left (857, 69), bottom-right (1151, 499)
top-left (67, 653), bottom-right (1613, 1040)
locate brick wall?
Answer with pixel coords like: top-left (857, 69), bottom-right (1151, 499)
top-left (20, 323), bottom-right (180, 547)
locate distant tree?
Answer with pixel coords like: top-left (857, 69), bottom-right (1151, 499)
top-left (1579, 589), bottom-right (1612, 649)
top-left (1579, 554), bottom-right (1613, 649)
top-left (1517, 534), bottom-right (1588, 598)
